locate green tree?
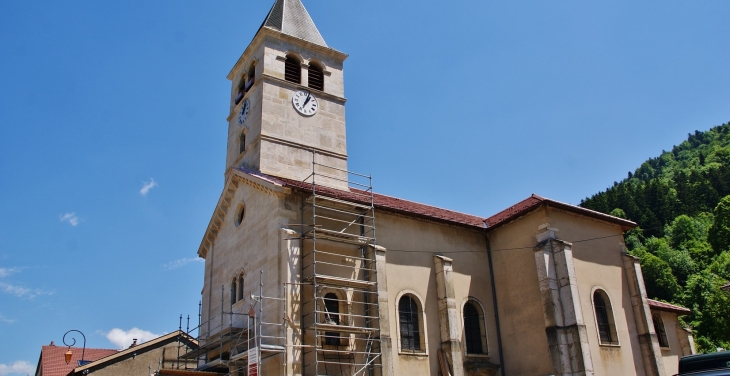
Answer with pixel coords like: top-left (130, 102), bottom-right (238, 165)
top-left (707, 251), bottom-right (730, 281)
top-left (633, 247), bottom-right (681, 301)
top-left (610, 208), bottom-right (627, 219)
top-left (666, 214), bottom-right (700, 248)
top-left (645, 237), bottom-right (697, 285)
top-left (682, 270), bottom-right (730, 352)
top-left (708, 195), bottom-right (730, 254)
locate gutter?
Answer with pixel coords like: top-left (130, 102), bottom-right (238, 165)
top-left (486, 233), bottom-right (506, 376)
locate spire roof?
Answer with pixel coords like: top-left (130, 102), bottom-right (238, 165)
top-left (260, 0), bottom-right (327, 47)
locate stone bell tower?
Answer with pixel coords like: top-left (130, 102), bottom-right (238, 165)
top-left (224, 0), bottom-right (349, 188)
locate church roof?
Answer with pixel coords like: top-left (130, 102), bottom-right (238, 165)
top-left (229, 168), bottom-right (636, 232)
top-left (259, 0), bottom-right (327, 47)
top-left (229, 167), bottom-right (486, 229)
top-left (647, 299), bottom-right (691, 315)
top-left (277, 175), bottom-right (487, 229)
top-left (483, 194), bottom-right (636, 231)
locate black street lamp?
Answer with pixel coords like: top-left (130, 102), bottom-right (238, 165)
top-left (63, 330), bottom-right (86, 366)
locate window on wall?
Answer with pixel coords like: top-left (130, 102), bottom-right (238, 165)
top-left (234, 203), bottom-right (245, 228)
top-left (244, 63), bottom-right (255, 92)
top-left (235, 78), bottom-right (245, 105)
top-left (463, 300), bottom-right (487, 355)
top-left (284, 55), bottom-right (301, 84)
top-left (239, 132), bottom-right (246, 154)
top-left (653, 314), bottom-right (670, 348)
top-left (308, 63), bottom-right (324, 91)
top-left (593, 290), bottom-right (618, 345)
top-left (399, 295), bottom-right (422, 352)
top-left (230, 279), bottom-right (236, 306)
top-left (323, 293), bottom-right (340, 346)
top-left (237, 274), bottom-right (244, 302)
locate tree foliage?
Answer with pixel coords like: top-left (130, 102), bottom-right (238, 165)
top-left (582, 122), bottom-right (730, 352)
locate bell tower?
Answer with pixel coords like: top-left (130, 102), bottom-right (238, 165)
top-left (225, 0), bottom-right (349, 189)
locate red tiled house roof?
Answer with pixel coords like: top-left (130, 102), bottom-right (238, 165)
top-left (36, 345), bottom-right (117, 376)
top-left (647, 299), bottom-right (692, 315)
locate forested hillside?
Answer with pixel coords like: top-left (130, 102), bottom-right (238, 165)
top-left (581, 122), bottom-right (730, 353)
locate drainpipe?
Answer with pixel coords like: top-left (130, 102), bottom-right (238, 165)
top-left (486, 234), bottom-right (505, 376)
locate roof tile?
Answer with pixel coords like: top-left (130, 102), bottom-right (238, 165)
top-left (38, 345), bottom-right (117, 376)
top-left (647, 299), bottom-right (692, 315)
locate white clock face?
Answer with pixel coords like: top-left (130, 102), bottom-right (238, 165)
top-left (238, 99), bottom-right (250, 126)
top-left (292, 90), bottom-right (318, 116)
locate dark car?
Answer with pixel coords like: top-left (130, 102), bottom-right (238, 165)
top-left (678, 351), bottom-right (730, 375)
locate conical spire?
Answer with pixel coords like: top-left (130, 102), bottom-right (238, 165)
top-left (260, 0), bottom-right (327, 47)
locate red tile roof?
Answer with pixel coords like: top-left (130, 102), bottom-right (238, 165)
top-left (648, 299), bottom-right (692, 315)
top-left (37, 345), bottom-right (117, 376)
top-left (234, 169), bottom-right (635, 232)
top-left (238, 168), bottom-right (486, 229)
top-left (483, 194), bottom-right (636, 231)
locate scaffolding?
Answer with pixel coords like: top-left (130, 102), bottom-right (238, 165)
top-left (299, 154), bottom-right (383, 376)
top-left (175, 272), bottom-right (288, 375)
top-left (175, 289), bottom-right (249, 373)
top-left (176, 154), bottom-right (381, 375)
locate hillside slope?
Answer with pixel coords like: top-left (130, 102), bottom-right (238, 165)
top-left (581, 122), bottom-right (730, 352)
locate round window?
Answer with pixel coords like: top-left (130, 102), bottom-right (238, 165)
top-left (234, 203), bottom-right (245, 228)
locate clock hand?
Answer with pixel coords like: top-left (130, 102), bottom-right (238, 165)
top-left (302, 93), bottom-right (311, 107)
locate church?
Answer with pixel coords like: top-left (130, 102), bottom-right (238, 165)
top-left (181, 1), bottom-right (697, 375)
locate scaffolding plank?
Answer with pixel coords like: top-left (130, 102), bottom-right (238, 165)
top-left (305, 228), bottom-right (375, 245)
top-left (306, 194), bottom-right (371, 208)
top-left (308, 323), bottom-right (378, 334)
top-left (229, 344), bottom-right (285, 362)
top-left (305, 274), bottom-right (376, 288)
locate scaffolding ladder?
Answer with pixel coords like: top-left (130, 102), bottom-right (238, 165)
top-left (300, 154), bottom-right (382, 376)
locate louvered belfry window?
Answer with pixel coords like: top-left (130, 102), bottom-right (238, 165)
top-left (594, 291), bottom-right (614, 343)
top-left (399, 295), bottom-right (421, 351)
top-left (284, 56), bottom-right (300, 84)
top-left (308, 64), bottom-right (324, 91)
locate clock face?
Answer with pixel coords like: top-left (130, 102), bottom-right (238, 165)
top-left (238, 99), bottom-right (250, 126)
top-left (292, 90), bottom-right (318, 116)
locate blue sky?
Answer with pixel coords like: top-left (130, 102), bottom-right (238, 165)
top-left (1, 1), bottom-right (729, 373)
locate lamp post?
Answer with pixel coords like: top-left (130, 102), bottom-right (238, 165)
top-left (63, 330), bottom-right (86, 366)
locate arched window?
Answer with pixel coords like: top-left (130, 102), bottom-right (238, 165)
top-left (399, 295), bottom-right (422, 352)
top-left (463, 300), bottom-right (487, 355)
top-left (593, 289), bottom-right (618, 345)
top-left (230, 279), bottom-right (237, 306)
top-left (239, 131), bottom-right (246, 154)
top-left (653, 314), bottom-right (669, 348)
top-left (284, 55), bottom-right (301, 84)
top-left (323, 293), bottom-right (340, 346)
top-left (237, 274), bottom-right (244, 302)
top-left (308, 63), bottom-right (324, 91)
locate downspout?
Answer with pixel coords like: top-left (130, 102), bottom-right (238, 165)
top-left (486, 233), bottom-right (505, 376)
